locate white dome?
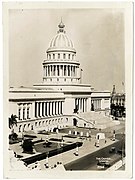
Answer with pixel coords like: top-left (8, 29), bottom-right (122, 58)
top-left (47, 21), bottom-right (76, 53)
top-left (49, 33), bottom-right (73, 48)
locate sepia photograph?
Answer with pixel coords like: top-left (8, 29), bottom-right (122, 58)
top-left (3, 1), bottom-right (133, 179)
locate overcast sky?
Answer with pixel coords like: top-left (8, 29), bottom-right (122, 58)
top-left (9, 8), bottom-right (125, 92)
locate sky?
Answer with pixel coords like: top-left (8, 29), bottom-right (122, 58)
top-left (9, 8), bottom-right (125, 92)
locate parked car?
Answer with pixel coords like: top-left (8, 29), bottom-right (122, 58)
top-left (109, 147), bottom-right (116, 153)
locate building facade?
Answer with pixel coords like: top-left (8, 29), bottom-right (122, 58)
top-left (9, 20), bottom-right (111, 133)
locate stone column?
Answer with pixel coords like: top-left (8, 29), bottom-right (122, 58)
top-left (54, 101), bottom-right (57, 115)
top-left (41, 102), bottom-right (43, 117)
top-left (78, 98), bottom-right (80, 112)
top-left (42, 102), bottom-right (44, 117)
top-left (47, 102), bottom-right (50, 117)
top-left (19, 104), bottom-right (23, 120)
top-left (57, 101), bottom-right (59, 115)
top-left (49, 101), bottom-right (52, 116)
top-left (85, 98), bottom-right (88, 112)
top-left (82, 99), bottom-right (84, 112)
top-left (61, 101), bottom-right (63, 114)
top-left (60, 65), bottom-right (62, 77)
top-left (65, 65), bottom-right (68, 76)
top-left (45, 102), bottom-right (47, 116)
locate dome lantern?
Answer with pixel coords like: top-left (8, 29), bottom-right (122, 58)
top-left (58, 19), bottom-right (65, 33)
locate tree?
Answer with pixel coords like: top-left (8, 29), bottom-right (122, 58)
top-left (9, 114), bottom-right (18, 134)
top-left (22, 139), bottom-right (34, 153)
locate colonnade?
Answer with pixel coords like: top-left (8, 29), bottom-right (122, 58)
top-left (75, 98), bottom-right (88, 113)
top-left (35, 100), bottom-right (63, 118)
top-left (18, 103), bottom-right (31, 120)
top-left (91, 99), bottom-right (101, 110)
top-left (47, 52), bottom-right (76, 61)
top-left (43, 65), bottom-right (78, 77)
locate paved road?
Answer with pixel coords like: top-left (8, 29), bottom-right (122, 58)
top-left (64, 135), bottom-right (125, 171)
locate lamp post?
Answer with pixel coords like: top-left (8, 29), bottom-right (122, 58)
top-left (96, 135), bottom-right (99, 147)
top-left (45, 152), bottom-right (49, 168)
top-left (113, 130), bottom-right (116, 141)
top-left (75, 142), bottom-right (79, 156)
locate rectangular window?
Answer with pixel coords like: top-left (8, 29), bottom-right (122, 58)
top-left (38, 102), bottom-right (40, 117)
top-left (27, 108), bottom-right (30, 119)
top-left (58, 54), bottom-right (60, 59)
top-left (42, 102), bottom-right (44, 116)
top-left (35, 102), bottom-right (37, 117)
top-left (63, 54), bottom-right (65, 59)
top-left (18, 108), bottom-right (21, 120)
top-left (23, 108), bottom-right (25, 120)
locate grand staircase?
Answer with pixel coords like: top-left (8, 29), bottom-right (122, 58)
top-left (75, 111), bottom-right (120, 129)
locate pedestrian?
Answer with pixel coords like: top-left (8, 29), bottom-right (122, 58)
top-left (105, 139), bottom-right (107, 144)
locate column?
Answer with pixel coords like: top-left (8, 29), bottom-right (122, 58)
top-left (45, 102), bottom-right (47, 116)
top-left (80, 98), bottom-right (82, 112)
top-left (53, 65), bottom-right (55, 76)
top-left (84, 98), bottom-right (86, 112)
top-left (19, 104), bottom-right (23, 120)
top-left (83, 98), bottom-right (84, 112)
top-left (52, 102), bottom-right (54, 115)
top-left (47, 66), bottom-right (49, 76)
top-left (78, 98), bottom-right (80, 112)
top-left (61, 101), bottom-right (63, 114)
top-left (24, 104), bottom-right (27, 119)
top-left (49, 102), bottom-right (51, 116)
top-left (43, 66), bottom-right (45, 77)
top-left (60, 65), bottom-right (62, 76)
top-left (40, 102), bottom-right (42, 117)
top-left (54, 101), bottom-right (56, 115)
top-left (58, 101), bottom-right (59, 115)
top-left (85, 98), bottom-right (87, 112)
top-left (47, 102), bottom-right (50, 116)
top-left (50, 65), bottom-right (52, 76)
top-left (65, 65), bottom-right (68, 76)
top-left (46, 66), bottom-right (48, 76)
top-left (42, 102), bottom-right (44, 116)
top-left (62, 65), bottom-right (64, 76)
top-left (73, 66), bottom-right (75, 76)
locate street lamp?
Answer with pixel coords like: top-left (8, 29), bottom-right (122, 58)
top-left (45, 152), bottom-right (49, 168)
top-left (112, 130), bottom-right (116, 141)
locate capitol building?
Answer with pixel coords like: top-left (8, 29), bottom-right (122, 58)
top-left (9, 20), bottom-right (111, 133)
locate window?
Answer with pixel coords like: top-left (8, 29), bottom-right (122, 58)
top-left (64, 66), bottom-right (66, 76)
top-left (18, 108), bottom-right (21, 120)
top-left (23, 108), bottom-right (25, 120)
top-left (63, 54), bottom-right (66, 59)
top-left (53, 54), bottom-right (55, 59)
top-left (35, 102), bottom-right (37, 117)
top-left (27, 108), bottom-right (30, 119)
top-left (72, 54), bottom-right (74, 60)
top-left (68, 54), bottom-right (70, 59)
top-left (58, 54), bottom-right (60, 59)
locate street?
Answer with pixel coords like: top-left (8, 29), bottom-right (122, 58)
top-left (64, 134), bottom-right (125, 170)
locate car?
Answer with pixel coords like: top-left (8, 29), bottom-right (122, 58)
top-left (109, 147), bottom-right (116, 153)
top-left (117, 149), bottom-right (125, 157)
